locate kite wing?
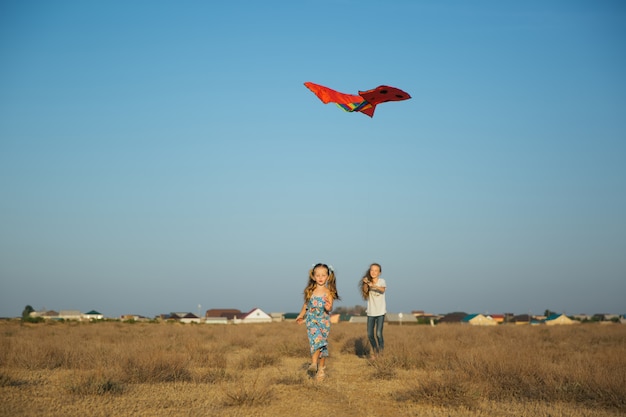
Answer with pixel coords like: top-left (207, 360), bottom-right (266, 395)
top-left (304, 82), bottom-right (410, 118)
top-left (358, 85), bottom-right (411, 117)
top-left (304, 82), bottom-right (373, 114)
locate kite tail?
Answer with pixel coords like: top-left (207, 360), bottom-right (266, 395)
top-left (336, 101), bottom-right (373, 115)
top-left (359, 105), bottom-right (376, 117)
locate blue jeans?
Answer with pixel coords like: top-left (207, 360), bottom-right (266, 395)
top-left (367, 315), bottom-right (385, 353)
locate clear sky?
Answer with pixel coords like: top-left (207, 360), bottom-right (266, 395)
top-left (1, 1), bottom-right (625, 319)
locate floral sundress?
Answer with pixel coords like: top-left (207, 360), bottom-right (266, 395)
top-left (305, 295), bottom-right (331, 357)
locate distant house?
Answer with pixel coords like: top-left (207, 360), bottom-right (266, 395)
top-left (28, 310), bottom-right (44, 319)
top-left (544, 313), bottom-right (576, 326)
top-left (387, 313), bottom-right (418, 324)
top-left (270, 312), bottom-right (285, 322)
top-left (167, 313), bottom-right (182, 320)
top-left (179, 313), bottom-right (201, 324)
top-left (512, 314), bottom-right (543, 325)
top-left (83, 310), bottom-right (103, 320)
top-left (596, 314), bottom-right (620, 322)
top-left (438, 312), bottom-right (468, 324)
top-left (513, 314), bottom-right (531, 325)
top-left (236, 308), bottom-right (272, 324)
top-left (30, 310), bottom-right (59, 320)
top-left (121, 314), bottom-right (149, 322)
top-left (411, 310), bottom-right (439, 319)
top-left (349, 316), bottom-right (367, 324)
top-left (58, 310), bottom-right (82, 321)
top-left (490, 314), bottom-right (505, 324)
top-left (165, 312), bottom-right (201, 324)
top-left (461, 314), bottom-right (498, 326)
top-left (204, 316), bottom-right (228, 324)
top-left (205, 309), bottom-right (241, 320)
top-left (42, 310), bottom-right (59, 320)
top-left (412, 311), bottom-right (441, 324)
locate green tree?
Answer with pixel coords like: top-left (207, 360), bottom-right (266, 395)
top-left (21, 305), bottom-right (35, 321)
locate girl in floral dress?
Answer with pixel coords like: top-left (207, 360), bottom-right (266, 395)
top-left (296, 263), bottom-right (340, 381)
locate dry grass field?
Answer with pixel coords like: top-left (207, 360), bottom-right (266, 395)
top-left (1, 320), bottom-right (624, 417)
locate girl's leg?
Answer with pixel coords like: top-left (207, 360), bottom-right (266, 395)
top-left (367, 316), bottom-right (378, 355)
top-left (308, 349), bottom-right (321, 376)
top-left (316, 356), bottom-right (327, 381)
top-left (375, 315), bottom-right (385, 352)
top-left (318, 356), bottom-right (326, 369)
top-left (311, 349), bottom-right (321, 365)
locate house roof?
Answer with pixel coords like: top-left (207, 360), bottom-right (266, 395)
top-left (461, 314), bottom-right (479, 322)
top-left (438, 312), bottom-right (468, 323)
top-left (59, 310), bottom-right (82, 315)
top-left (240, 308), bottom-right (270, 319)
top-left (167, 313), bottom-right (193, 319)
top-left (206, 309), bottom-right (241, 319)
top-left (85, 310), bottom-right (101, 315)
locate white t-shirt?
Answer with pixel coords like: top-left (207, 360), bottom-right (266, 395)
top-left (366, 278), bottom-right (387, 316)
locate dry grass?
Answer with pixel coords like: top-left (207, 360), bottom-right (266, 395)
top-left (0, 321), bottom-right (624, 417)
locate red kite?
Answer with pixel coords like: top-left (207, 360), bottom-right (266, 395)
top-left (304, 82), bottom-right (411, 118)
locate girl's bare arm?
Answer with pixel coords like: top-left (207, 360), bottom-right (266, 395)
top-left (296, 303), bottom-right (307, 324)
top-left (324, 291), bottom-right (333, 312)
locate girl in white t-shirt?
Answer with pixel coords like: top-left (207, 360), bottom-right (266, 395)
top-left (360, 263), bottom-right (386, 359)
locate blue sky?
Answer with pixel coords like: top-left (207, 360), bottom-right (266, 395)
top-left (1, 1), bottom-right (625, 318)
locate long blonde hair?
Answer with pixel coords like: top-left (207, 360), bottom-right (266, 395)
top-left (304, 263), bottom-right (340, 302)
top-left (359, 263), bottom-right (382, 300)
